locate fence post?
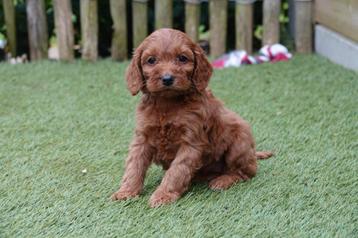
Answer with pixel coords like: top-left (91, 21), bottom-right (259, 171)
top-left (132, 0), bottom-right (148, 49)
top-left (2, 0), bottom-right (16, 56)
top-left (185, 0), bottom-right (201, 43)
top-left (26, 0), bottom-right (48, 61)
top-left (80, 0), bottom-right (98, 61)
top-left (263, 0), bottom-right (281, 45)
top-left (209, 0), bottom-right (228, 57)
top-left (53, 0), bottom-right (74, 61)
top-left (294, 0), bottom-right (312, 53)
top-left (110, 0), bottom-right (127, 60)
top-left (155, 0), bottom-right (173, 29)
top-left (235, 0), bottom-right (254, 53)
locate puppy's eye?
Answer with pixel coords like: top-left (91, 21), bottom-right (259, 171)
top-left (147, 56), bottom-right (157, 65)
top-left (177, 55), bottom-right (188, 63)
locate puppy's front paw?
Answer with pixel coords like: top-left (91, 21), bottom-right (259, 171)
top-left (111, 190), bottom-right (139, 201)
top-left (149, 189), bottom-right (179, 208)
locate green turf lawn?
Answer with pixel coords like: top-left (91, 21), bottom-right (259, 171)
top-left (0, 55), bottom-right (357, 237)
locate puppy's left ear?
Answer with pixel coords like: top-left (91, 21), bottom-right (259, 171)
top-left (192, 45), bottom-right (213, 91)
top-left (125, 49), bottom-right (143, 96)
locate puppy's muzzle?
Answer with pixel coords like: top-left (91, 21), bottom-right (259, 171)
top-left (162, 74), bottom-right (174, 86)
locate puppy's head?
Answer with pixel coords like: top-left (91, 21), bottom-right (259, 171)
top-left (126, 29), bottom-right (212, 96)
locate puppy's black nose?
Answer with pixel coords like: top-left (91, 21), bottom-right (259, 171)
top-left (162, 74), bottom-right (174, 86)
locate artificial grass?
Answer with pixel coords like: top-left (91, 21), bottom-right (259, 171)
top-left (0, 55), bottom-right (357, 237)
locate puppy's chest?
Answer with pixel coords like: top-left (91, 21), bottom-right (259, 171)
top-left (143, 114), bottom-right (185, 162)
top-left (147, 120), bottom-right (184, 150)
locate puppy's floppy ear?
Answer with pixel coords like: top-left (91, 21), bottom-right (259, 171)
top-left (125, 49), bottom-right (143, 96)
top-left (192, 44), bottom-right (213, 91)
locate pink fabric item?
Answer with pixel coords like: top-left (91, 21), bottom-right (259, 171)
top-left (212, 44), bottom-right (292, 69)
top-left (212, 59), bottom-right (225, 69)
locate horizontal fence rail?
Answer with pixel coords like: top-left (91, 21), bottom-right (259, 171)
top-left (0, 0), bottom-right (313, 62)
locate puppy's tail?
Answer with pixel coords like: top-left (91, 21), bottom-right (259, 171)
top-left (255, 151), bottom-right (274, 160)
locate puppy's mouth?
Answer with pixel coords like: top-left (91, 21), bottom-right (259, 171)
top-left (151, 89), bottom-right (189, 99)
top-left (147, 82), bottom-right (192, 97)
top-left (160, 83), bottom-right (191, 92)
top-left (153, 85), bottom-right (183, 93)
top-left (152, 77), bottom-right (190, 91)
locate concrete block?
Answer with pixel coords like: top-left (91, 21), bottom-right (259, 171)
top-left (315, 24), bottom-right (358, 71)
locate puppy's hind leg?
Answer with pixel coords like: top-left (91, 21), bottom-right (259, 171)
top-left (208, 173), bottom-right (242, 190)
top-left (256, 151), bottom-right (274, 160)
top-left (209, 140), bottom-right (257, 191)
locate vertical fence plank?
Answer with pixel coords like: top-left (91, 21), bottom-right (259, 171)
top-left (263, 0), bottom-right (281, 45)
top-left (26, 0), bottom-right (48, 61)
top-left (80, 0), bottom-right (98, 61)
top-left (294, 0), bottom-right (312, 53)
top-left (210, 0), bottom-right (228, 57)
top-left (53, 0), bottom-right (74, 61)
top-left (2, 0), bottom-right (16, 56)
top-left (235, 0), bottom-right (253, 53)
top-left (133, 0), bottom-right (148, 49)
top-left (110, 0), bottom-right (127, 60)
top-left (185, 0), bottom-right (200, 43)
top-left (155, 0), bottom-right (173, 29)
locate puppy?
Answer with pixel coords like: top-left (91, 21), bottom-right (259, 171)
top-left (112, 29), bottom-right (273, 207)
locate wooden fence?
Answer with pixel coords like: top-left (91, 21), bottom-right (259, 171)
top-left (1, 0), bottom-right (313, 62)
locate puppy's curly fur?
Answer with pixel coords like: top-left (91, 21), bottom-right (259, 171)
top-left (112, 29), bottom-right (273, 207)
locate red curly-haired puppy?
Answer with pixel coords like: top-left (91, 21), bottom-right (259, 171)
top-left (111, 29), bottom-right (273, 207)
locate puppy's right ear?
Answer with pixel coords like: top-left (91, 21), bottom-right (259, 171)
top-left (125, 50), bottom-right (143, 96)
